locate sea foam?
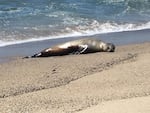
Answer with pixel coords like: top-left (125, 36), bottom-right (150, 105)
top-left (0, 21), bottom-right (150, 47)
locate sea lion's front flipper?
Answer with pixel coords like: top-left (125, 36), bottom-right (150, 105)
top-left (78, 45), bottom-right (88, 54)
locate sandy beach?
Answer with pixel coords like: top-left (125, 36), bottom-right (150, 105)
top-left (0, 42), bottom-right (150, 113)
top-left (1, 0), bottom-right (150, 112)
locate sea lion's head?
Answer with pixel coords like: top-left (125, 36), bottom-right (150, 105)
top-left (100, 42), bottom-right (115, 52)
top-left (105, 43), bottom-right (115, 52)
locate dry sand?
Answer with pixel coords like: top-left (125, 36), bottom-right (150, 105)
top-left (0, 42), bottom-right (150, 113)
top-left (78, 95), bottom-right (150, 113)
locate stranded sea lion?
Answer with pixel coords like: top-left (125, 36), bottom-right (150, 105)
top-left (24, 38), bottom-right (115, 58)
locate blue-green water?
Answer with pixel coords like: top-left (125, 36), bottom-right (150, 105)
top-left (0, 0), bottom-right (150, 46)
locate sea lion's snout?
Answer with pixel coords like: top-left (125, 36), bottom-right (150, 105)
top-left (106, 43), bottom-right (115, 52)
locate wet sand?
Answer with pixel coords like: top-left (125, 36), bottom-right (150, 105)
top-left (0, 42), bottom-right (150, 113)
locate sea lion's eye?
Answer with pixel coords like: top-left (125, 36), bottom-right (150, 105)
top-left (107, 46), bottom-right (110, 50)
top-left (107, 46), bottom-right (111, 52)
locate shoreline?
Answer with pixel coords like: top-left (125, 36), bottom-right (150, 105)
top-left (0, 29), bottom-right (150, 64)
top-left (0, 42), bottom-right (150, 113)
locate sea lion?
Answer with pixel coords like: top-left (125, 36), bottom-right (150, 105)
top-left (24, 38), bottom-right (115, 58)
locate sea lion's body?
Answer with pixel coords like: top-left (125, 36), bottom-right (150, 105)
top-left (25, 38), bottom-right (115, 58)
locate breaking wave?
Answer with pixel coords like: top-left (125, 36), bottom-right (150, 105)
top-left (0, 21), bottom-right (150, 47)
top-left (0, 0), bottom-right (150, 47)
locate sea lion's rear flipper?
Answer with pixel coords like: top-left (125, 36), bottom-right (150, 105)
top-left (23, 53), bottom-right (42, 58)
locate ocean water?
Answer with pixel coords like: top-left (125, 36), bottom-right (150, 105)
top-left (0, 0), bottom-right (150, 47)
